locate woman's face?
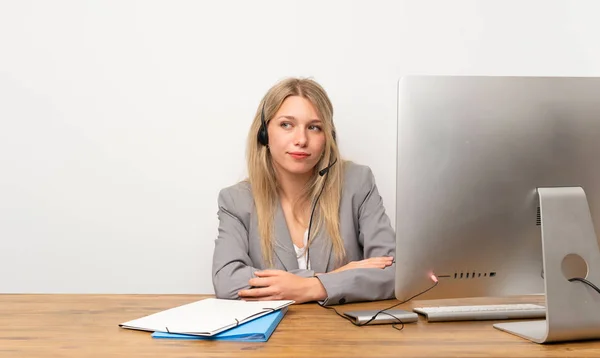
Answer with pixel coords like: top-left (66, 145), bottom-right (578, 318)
top-left (267, 96), bottom-right (326, 177)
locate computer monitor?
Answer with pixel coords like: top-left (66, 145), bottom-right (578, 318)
top-left (394, 75), bottom-right (600, 343)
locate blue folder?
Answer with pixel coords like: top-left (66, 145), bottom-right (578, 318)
top-left (151, 307), bottom-right (287, 342)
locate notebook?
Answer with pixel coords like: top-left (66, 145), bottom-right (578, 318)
top-left (119, 298), bottom-right (294, 336)
top-left (151, 307), bottom-right (287, 342)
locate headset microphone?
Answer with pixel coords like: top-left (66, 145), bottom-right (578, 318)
top-left (318, 157), bottom-right (338, 176)
top-left (306, 157), bottom-right (338, 269)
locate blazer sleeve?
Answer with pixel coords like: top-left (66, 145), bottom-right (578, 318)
top-left (316, 167), bottom-right (396, 305)
top-left (211, 187), bottom-right (261, 300)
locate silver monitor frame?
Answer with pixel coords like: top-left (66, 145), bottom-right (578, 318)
top-left (394, 75), bottom-right (600, 343)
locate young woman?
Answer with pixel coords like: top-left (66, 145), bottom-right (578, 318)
top-left (212, 78), bottom-right (395, 305)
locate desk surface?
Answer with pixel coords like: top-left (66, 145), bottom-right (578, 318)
top-left (1, 294), bottom-right (599, 357)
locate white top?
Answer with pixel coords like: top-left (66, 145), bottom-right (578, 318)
top-left (293, 229), bottom-right (310, 270)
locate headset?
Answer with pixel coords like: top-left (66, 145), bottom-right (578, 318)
top-left (256, 100), bottom-right (338, 268)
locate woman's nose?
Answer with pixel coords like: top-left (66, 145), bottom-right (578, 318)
top-left (294, 128), bottom-right (308, 146)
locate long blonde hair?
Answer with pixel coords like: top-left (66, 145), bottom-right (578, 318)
top-left (246, 77), bottom-right (345, 268)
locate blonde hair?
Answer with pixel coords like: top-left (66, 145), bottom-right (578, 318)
top-left (246, 77), bottom-right (345, 268)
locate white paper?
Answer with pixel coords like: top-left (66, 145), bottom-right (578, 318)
top-left (119, 298), bottom-right (294, 336)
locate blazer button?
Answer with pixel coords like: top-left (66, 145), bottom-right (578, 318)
top-left (339, 298), bottom-right (346, 304)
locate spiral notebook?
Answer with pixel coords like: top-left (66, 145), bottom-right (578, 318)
top-left (119, 298), bottom-right (293, 337)
top-left (151, 308), bottom-right (287, 342)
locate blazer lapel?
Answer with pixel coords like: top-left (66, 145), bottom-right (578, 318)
top-left (273, 202), bottom-right (299, 270)
top-left (307, 220), bottom-right (333, 274)
top-left (272, 201), bottom-right (334, 274)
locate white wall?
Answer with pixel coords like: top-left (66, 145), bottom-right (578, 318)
top-left (1, 0), bottom-right (599, 294)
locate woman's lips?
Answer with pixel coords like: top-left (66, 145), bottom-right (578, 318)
top-left (288, 152), bottom-right (310, 159)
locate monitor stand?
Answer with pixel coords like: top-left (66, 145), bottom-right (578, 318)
top-left (494, 187), bottom-right (600, 343)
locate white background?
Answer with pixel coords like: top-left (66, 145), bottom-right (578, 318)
top-left (2, 0), bottom-right (599, 293)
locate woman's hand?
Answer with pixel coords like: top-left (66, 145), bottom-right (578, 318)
top-left (238, 270), bottom-right (327, 303)
top-left (328, 256), bottom-right (394, 274)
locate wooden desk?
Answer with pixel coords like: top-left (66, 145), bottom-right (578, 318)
top-left (1, 294), bottom-right (599, 357)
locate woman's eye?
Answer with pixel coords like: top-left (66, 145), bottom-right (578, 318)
top-left (280, 122), bottom-right (292, 129)
top-left (308, 125), bottom-right (322, 131)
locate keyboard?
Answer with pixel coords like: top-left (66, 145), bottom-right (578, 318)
top-left (413, 304), bottom-right (546, 322)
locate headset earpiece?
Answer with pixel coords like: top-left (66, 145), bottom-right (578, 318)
top-left (257, 102), bottom-right (269, 146)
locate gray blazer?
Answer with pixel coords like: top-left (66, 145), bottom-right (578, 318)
top-left (211, 161), bottom-right (396, 305)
